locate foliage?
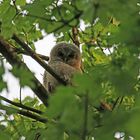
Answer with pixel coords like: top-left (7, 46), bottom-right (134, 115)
top-left (0, 0), bottom-right (140, 140)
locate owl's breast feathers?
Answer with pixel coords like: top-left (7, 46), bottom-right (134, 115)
top-left (49, 61), bottom-right (81, 78)
top-left (43, 61), bottom-right (82, 93)
top-left (67, 60), bottom-right (81, 72)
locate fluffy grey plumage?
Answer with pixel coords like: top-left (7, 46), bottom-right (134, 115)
top-left (43, 42), bottom-right (82, 93)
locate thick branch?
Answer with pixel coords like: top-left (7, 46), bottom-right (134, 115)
top-left (0, 104), bottom-right (48, 123)
top-left (0, 95), bottom-right (43, 114)
top-left (12, 34), bottom-right (68, 85)
top-left (0, 37), bottom-right (49, 106)
top-left (13, 47), bottom-right (49, 61)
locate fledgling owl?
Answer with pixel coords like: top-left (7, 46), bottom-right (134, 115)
top-left (43, 42), bottom-right (82, 93)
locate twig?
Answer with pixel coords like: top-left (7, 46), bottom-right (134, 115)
top-left (96, 40), bottom-right (104, 53)
top-left (92, 2), bottom-right (100, 24)
top-left (0, 95), bottom-right (43, 114)
top-left (0, 21), bottom-right (2, 33)
top-left (34, 133), bottom-right (41, 140)
top-left (0, 104), bottom-right (48, 123)
top-left (12, 34), bottom-right (68, 85)
top-left (107, 47), bottom-right (112, 54)
top-left (72, 27), bottom-right (80, 47)
top-left (48, 12), bottom-right (82, 33)
top-left (112, 96), bottom-right (121, 111)
top-left (112, 96), bottom-right (124, 110)
top-left (68, 32), bottom-right (75, 43)
top-left (12, 0), bottom-right (18, 14)
top-left (11, 0), bottom-right (22, 21)
top-left (0, 37), bottom-right (49, 106)
top-left (119, 96), bottom-right (124, 105)
top-left (36, 54), bottom-right (49, 61)
top-left (55, 0), bottom-right (64, 21)
top-left (26, 10), bottom-right (82, 34)
top-left (19, 86), bottom-right (22, 104)
top-left (100, 101), bottom-right (112, 111)
top-left (27, 13), bottom-right (57, 22)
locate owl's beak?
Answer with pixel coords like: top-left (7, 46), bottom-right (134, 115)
top-left (64, 57), bottom-right (68, 62)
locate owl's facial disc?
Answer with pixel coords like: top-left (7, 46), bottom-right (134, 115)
top-left (50, 43), bottom-right (81, 66)
top-left (57, 48), bottom-right (75, 62)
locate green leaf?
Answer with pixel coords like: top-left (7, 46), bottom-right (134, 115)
top-left (46, 123), bottom-right (64, 140)
top-left (46, 86), bottom-right (76, 118)
top-left (0, 132), bottom-right (11, 140)
top-left (0, 0), bottom-right (140, 139)
top-left (0, 62), bottom-right (7, 92)
top-left (24, 0), bottom-right (53, 17)
top-left (11, 66), bottom-right (34, 87)
top-left (0, 1), bottom-right (16, 38)
top-left (16, 0), bottom-right (26, 6)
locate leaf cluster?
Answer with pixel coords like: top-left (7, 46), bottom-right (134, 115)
top-left (0, 0), bottom-right (140, 139)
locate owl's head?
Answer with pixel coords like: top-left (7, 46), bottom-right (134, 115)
top-left (49, 42), bottom-right (81, 68)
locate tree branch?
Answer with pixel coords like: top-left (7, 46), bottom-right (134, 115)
top-left (12, 0), bottom-right (18, 14)
top-left (18, 110), bottom-right (47, 123)
top-left (48, 12), bottom-right (82, 33)
top-left (26, 13), bottom-right (57, 22)
top-left (112, 96), bottom-right (121, 111)
top-left (92, 2), bottom-right (100, 24)
top-left (72, 27), bottom-right (80, 47)
top-left (13, 47), bottom-right (49, 61)
top-left (0, 37), bottom-right (49, 107)
top-left (12, 34), bottom-right (68, 85)
top-left (0, 104), bottom-right (48, 123)
top-left (0, 95), bottom-right (43, 114)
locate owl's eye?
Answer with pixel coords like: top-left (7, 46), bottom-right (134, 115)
top-left (57, 51), bottom-right (64, 57)
top-left (68, 53), bottom-right (75, 58)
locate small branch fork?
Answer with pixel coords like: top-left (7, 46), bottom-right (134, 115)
top-left (69, 27), bottom-right (80, 47)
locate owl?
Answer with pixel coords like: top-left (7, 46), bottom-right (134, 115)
top-left (43, 42), bottom-right (82, 93)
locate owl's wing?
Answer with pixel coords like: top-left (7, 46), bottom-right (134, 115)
top-left (48, 82), bottom-right (54, 93)
top-left (43, 71), bottom-right (47, 87)
top-left (43, 62), bottom-right (79, 93)
top-left (43, 71), bottom-right (54, 93)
